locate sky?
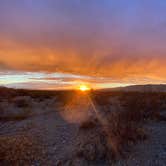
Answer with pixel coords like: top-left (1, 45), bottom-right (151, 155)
top-left (0, 0), bottom-right (166, 89)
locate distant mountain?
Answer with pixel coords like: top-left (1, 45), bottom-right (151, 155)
top-left (1, 84), bottom-right (166, 93)
top-left (111, 84), bottom-right (166, 92)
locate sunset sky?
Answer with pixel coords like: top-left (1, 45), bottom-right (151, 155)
top-left (0, 0), bottom-right (166, 89)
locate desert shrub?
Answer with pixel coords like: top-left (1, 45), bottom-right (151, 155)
top-left (64, 104), bottom-right (147, 165)
top-left (0, 134), bottom-right (44, 165)
top-left (122, 93), bottom-right (166, 122)
top-left (91, 91), bottom-right (113, 106)
top-left (14, 108), bottom-right (32, 120)
top-left (0, 107), bottom-right (32, 121)
top-left (79, 117), bottom-right (98, 130)
top-left (103, 110), bottom-right (147, 159)
top-left (0, 87), bottom-right (17, 100)
top-left (76, 128), bottom-right (106, 161)
top-left (63, 123), bottom-right (110, 165)
top-left (13, 98), bottom-right (30, 108)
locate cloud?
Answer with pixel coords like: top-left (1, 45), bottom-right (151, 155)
top-left (0, 0), bottom-right (166, 87)
top-left (0, 61), bottom-right (12, 70)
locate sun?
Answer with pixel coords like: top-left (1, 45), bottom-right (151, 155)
top-left (78, 85), bottom-right (91, 91)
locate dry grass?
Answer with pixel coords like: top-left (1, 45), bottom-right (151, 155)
top-left (0, 134), bottom-right (45, 165)
top-left (103, 110), bottom-right (147, 159)
top-left (92, 92), bottom-right (165, 160)
top-left (121, 94), bottom-right (166, 122)
top-left (63, 109), bottom-right (147, 165)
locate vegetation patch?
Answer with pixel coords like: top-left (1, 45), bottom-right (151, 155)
top-left (0, 134), bottom-right (45, 165)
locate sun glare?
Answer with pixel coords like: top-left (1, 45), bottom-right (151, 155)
top-left (78, 85), bottom-right (91, 91)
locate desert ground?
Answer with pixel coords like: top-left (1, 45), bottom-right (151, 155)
top-left (0, 87), bottom-right (166, 166)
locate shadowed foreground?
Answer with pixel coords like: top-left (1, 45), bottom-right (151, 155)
top-left (0, 87), bottom-right (166, 165)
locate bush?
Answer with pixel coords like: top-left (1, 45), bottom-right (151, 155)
top-left (0, 134), bottom-right (44, 165)
top-left (0, 107), bottom-right (32, 122)
top-left (13, 98), bottom-right (29, 108)
top-left (64, 103), bottom-right (148, 165)
top-left (79, 117), bottom-right (98, 130)
top-left (103, 110), bottom-right (147, 158)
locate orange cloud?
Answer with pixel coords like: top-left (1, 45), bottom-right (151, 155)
top-left (0, 33), bottom-right (166, 86)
